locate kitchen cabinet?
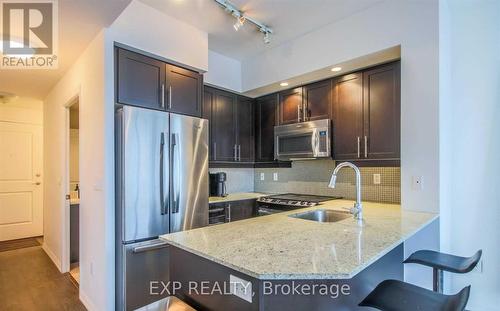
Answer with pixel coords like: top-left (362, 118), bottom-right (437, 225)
top-left (213, 88), bottom-right (238, 162)
top-left (332, 61), bottom-right (400, 163)
top-left (166, 64), bottom-right (203, 117)
top-left (255, 94), bottom-right (278, 162)
top-left (278, 87), bottom-right (303, 125)
top-left (362, 62), bottom-right (400, 160)
top-left (116, 47), bottom-right (203, 117)
top-left (209, 200), bottom-right (256, 223)
top-left (204, 86), bottom-right (254, 164)
top-left (236, 96), bottom-right (254, 162)
top-left (303, 79), bottom-right (332, 121)
top-left (332, 73), bottom-right (364, 160)
top-left (117, 48), bottom-right (165, 110)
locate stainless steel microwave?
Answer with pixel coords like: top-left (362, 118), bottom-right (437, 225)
top-left (274, 119), bottom-right (331, 161)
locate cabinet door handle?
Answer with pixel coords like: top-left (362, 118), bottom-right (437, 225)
top-left (234, 144), bottom-right (237, 161)
top-left (168, 85), bottom-right (172, 110)
top-left (297, 104), bottom-right (301, 122)
top-left (238, 145), bottom-right (241, 161)
top-left (303, 104), bottom-right (308, 121)
top-left (364, 136), bottom-right (368, 158)
top-left (226, 204), bottom-right (232, 222)
top-left (161, 84), bottom-right (165, 109)
top-left (357, 137), bottom-right (360, 158)
top-left (213, 142), bottom-right (217, 161)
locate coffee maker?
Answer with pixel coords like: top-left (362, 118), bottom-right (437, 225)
top-left (209, 172), bottom-right (227, 197)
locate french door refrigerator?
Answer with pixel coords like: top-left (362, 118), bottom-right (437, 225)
top-left (115, 105), bottom-right (208, 311)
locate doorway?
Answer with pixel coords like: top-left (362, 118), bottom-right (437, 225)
top-left (67, 101), bottom-right (80, 285)
top-left (0, 99), bottom-right (43, 243)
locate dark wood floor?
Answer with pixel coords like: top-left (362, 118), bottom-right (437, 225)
top-left (0, 245), bottom-right (86, 310)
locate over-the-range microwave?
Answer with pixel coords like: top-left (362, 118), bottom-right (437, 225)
top-left (274, 119), bottom-right (331, 161)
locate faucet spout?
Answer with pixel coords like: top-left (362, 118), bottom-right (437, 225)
top-left (328, 162), bottom-right (363, 221)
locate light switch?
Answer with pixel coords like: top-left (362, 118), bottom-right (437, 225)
top-left (373, 174), bottom-right (381, 185)
top-left (260, 173), bottom-right (265, 181)
top-left (273, 172), bottom-right (278, 181)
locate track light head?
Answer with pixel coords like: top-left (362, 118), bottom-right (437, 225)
top-left (233, 16), bottom-right (245, 31)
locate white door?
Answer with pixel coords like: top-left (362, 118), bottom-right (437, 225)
top-left (0, 122), bottom-right (43, 241)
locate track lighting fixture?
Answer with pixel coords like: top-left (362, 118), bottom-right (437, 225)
top-left (233, 16), bottom-right (245, 31)
top-left (214, 0), bottom-right (273, 44)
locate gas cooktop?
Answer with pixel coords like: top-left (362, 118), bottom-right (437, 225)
top-left (257, 193), bottom-right (342, 208)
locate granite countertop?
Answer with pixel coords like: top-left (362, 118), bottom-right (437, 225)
top-left (161, 199), bottom-right (438, 280)
top-left (209, 192), bottom-right (271, 204)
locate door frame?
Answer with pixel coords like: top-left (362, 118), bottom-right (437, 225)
top-left (61, 92), bottom-right (80, 273)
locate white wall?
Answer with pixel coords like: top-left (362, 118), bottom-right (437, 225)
top-left (241, 0), bottom-right (440, 287)
top-left (108, 0), bottom-right (208, 72)
top-left (439, 1), bottom-right (500, 309)
top-left (205, 50), bottom-right (242, 92)
top-left (0, 96), bottom-right (43, 125)
top-left (43, 31), bottom-right (107, 310)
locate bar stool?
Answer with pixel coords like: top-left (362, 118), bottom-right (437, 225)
top-left (359, 249), bottom-right (482, 311)
top-left (359, 280), bottom-right (470, 311)
top-left (403, 249), bottom-right (482, 293)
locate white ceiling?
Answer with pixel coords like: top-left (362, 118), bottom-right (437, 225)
top-left (139, 0), bottom-right (383, 61)
top-left (0, 0), bottom-right (131, 100)
top-left (0, 0), bottom-right (384, 100)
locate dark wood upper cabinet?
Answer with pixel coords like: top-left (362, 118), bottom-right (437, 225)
top-left (166, 64), bottom-right (203, 117)
top-left (117, 48), bottom-right (165, 110)
top-left (363, 62), bottom-right (400, 159)
top-left (304, 80), bottom-right (332, 121)
top-left (279, 87), bottom-right (303, 125)
top-left (332, 73), bottom-right (364, 160)
top-left (116, 47), bottom-right (203, 117)
top-left (332, 61), bottom-right (400, 162)
top-left (236, 96), bottom-right (254, 162)
top-left (203, 88), bottom-right (215, 160)
top-left (255, 94), bottom-right (278, 162)
top-left (212, 90), bottom-right (237, 162)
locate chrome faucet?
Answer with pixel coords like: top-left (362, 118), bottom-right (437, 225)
top-left (328, 162), bottom-right (363, 221)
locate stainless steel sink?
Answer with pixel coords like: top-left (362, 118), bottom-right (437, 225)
top-left (289, 209), bottom-right (351, 223)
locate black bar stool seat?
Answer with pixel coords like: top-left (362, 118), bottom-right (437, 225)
top-left (359, 279), bottom-right (470, 311)
top-left (404, 250), bottom-right (482, 273)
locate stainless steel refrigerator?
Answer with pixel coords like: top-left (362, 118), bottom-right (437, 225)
top-left (115, 105), bottom-right (208, 311)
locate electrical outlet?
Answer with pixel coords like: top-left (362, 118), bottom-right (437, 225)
top-left (373, 174), bottom-right (381, 185)
top-left (273, 172), bottom-right (278, 181)
top-left (412, 176), bottom-right (424, 190)
top-left (260, 173), bottom-right (265, 181)
top-left (230, 274), bottom-right (253, 303)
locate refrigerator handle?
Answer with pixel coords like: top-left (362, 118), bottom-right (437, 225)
top-left (160, 133), bottom-right (166, 215)
top-left (171, 133), bottom-right (180, 213)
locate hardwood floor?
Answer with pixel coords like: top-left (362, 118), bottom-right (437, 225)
top-left (0, 245), bottom-right (86, 310)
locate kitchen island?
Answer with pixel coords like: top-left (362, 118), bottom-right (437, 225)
top-left (160, 200), bottom-right (438, 310)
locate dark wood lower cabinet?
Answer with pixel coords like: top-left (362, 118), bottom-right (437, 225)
top-left (209, 200), bottom-right (257, 223)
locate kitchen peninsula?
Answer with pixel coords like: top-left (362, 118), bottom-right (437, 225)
top-left (161, 200), bottom-right (438, 310)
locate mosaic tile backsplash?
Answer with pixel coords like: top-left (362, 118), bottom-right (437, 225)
top-left (254, 159), bottom-right (401, 204)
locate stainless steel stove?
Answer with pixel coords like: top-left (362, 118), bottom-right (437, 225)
top-left (256, 193), bottom-right (342, 216)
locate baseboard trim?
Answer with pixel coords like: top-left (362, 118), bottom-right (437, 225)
top-left (42, 243), bottom-right (62, 272)
top-left (80, 290), bottom-right (98, 311)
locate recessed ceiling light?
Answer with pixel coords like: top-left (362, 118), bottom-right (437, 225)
top-left (331, 67), bottom-right (342, 72)
top-left (280, 82), bottom-right (289, 87)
